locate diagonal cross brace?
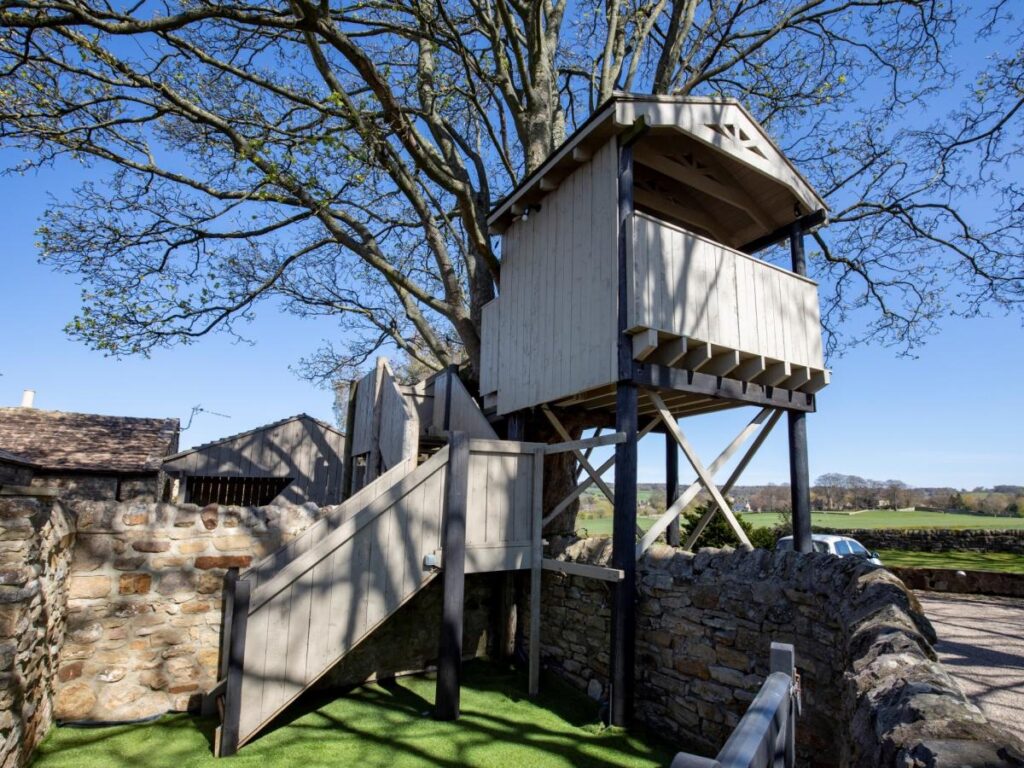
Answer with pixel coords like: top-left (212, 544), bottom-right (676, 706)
top-left (542, 413), bottom-right (659, 530)
top-left (543, 406), bottom-right (615, 504)
top-left (645, 389), bottom-right (755, 549)
top-left (683, 410), bottom-right (783, 551)
top-left (635, 406), bottom-right (778, 559)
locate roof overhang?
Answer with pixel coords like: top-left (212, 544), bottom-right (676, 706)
top-left (488, 93), bottom-right (828, 236)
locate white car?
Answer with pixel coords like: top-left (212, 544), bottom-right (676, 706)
top-left (776, 533), bottom-right (882, 565)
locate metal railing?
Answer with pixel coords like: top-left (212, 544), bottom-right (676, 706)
top-left (671, 643), bottom-right (799, 768)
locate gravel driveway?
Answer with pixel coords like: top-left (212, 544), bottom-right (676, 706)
top-left (918, 591), bottom-right (1024, 734)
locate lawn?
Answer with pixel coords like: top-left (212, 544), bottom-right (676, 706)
top-left (31, 662), bottom-right (675, 768)
top-left (876, 549), bottom-right (1024, 574)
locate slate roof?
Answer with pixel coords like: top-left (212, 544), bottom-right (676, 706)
top-left (0, 408), bottom-right (180, 473)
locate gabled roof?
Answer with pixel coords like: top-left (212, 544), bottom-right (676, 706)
top-left (488, 92), bottom-right (827, 236)
top-left (0, 408), bottom-right (180, 473)
top-left (163, 413), bottom-right (343, 464)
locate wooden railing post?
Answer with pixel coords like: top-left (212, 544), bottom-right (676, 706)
top-left (436, 431), bottom-right (469, 720)
top-left (217, 569), bottom-right (250, 757)
top-left (770, 642), bottom-right (797, 768)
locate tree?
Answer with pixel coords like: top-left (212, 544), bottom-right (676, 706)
top-left (1, 1), bottom-right (1021, 384)
top-left (814, 472), bottom-right (846, 511)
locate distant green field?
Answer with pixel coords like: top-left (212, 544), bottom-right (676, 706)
top-left (574, 509), bottom-right (1024, 538)
top-left (741, 510), bottom-right (1024, 531)
top-left (576, 516), bottom-right (657, 537)
top-left (876, 549), bottom-right (1024, 574)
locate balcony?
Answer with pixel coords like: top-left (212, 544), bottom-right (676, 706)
top-left (626, 212), bottom-right (828, 393)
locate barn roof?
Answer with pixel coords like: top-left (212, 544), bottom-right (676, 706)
top-left (163, 413), bottom-right (343, 465)
top-left (488, 92), bottom-right (827, 240)
top-left (0, 408), bottom-right (180, 473)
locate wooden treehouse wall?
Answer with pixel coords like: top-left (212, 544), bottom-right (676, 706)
top-left (482, 141), bottom-right (619, 415)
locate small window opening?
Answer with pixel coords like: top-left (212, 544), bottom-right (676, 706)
top-left (185, 476), bottom-right (293, 506)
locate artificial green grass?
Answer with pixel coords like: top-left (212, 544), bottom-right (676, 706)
top-left (31, 662), bottom-right (675, 768)
top-left (876, 549), bottom-right (1024, 574)
top-left (577, 510), bottom-right (1024, 537)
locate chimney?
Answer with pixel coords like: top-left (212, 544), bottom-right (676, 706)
top-left (20, 390), bottom-right (35, 408)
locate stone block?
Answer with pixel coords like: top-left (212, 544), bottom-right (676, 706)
top-left (54, 682), bottom-right (96, 720)
top-left (132, 539), bottom-right (171, 554)
top-left (177, 540), bottom-right (208, 555)
top-left (212, 536), bottom-right (252, 552)
top-left (118, 573), bottom-right (152, 595)
top-left (69, 576), bottom-right (111, 600)
top-left (199, 506), bottom-right (219, 530)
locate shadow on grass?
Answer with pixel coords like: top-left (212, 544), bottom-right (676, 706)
top-left (32, 661), bottom-right (674, 768)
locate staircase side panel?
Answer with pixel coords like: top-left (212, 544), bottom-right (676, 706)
top-left (233, 453), bottom-right (449, 749)
top-left (464, 444), bottom-right (536, 553)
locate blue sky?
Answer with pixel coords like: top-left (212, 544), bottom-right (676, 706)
top-left (1, 148), bottom-right (1018, 489)
top-left (1, 12), bottom-right (1021, 490)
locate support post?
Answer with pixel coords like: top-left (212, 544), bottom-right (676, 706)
top-left (611, 382), bottom-right (638, 726)
top-left (436, 431), bottom-right (469, 720)
top-left (610, 123), bottom-right (642, 727)
top-left (665, 432), bottom-right (680, 547)
top-left (217, 569), bottom-right (250, 757)
top-left (788, 220), bottom-right (812, 554)
top-left (529, 447), bottom-right (544, 696)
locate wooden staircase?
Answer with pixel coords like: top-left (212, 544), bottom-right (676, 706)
top-left (212, 361), bottom-right (538, 755)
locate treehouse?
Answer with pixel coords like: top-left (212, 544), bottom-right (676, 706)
top-left (480, 93), bottom-right (829, 418)
top-left (211, 94), bottom-right (832, 756)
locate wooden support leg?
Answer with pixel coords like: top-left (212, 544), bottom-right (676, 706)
top-left (610, 381), bottom-right (638, 727)
top-left (216, 569), bottom-right (250, 757)
top-left (436, 431), bottom-right (469, 720)
top-left (529, 448), bottom-right (544, 697)
top-left (788, 411), bottom-right (812, 554)
top-left (665, 433), bottom-right (680, 547)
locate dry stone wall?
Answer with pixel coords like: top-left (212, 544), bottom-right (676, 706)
top-left (56, 500), bottom-right (322, 722)
top-left (819, 527), bottom-right (1024, 554)
top-left (889, 566), bottom-right (1024, 599)
top-left (0, 492), bottom-right (74, 768)
top-left (537, 538), bottom-right (1023, 768)
top-left (56, 498), bottom-right (501, 724)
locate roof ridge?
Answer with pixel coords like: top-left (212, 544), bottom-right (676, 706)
top-left (166, 413), bottom-right (343, 461)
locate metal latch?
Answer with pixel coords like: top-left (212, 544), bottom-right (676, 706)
top-left (423, 550), bottom-right (442, 571)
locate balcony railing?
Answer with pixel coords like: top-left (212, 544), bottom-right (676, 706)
top-left (627, 213), bottom-right (826, 388)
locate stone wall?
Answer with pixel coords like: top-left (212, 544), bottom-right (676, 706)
top-left (818, 527), bottom-right (1024, 554)
top-left (890, 566), bottom-right (1024, 598)
top-left (55, 498), bottom-right (500, 723)
top-left (536, 538), bottom-right (1023, 768)
top-left (55, 499), bottom-right (322, 722)
top-left (0, 491), bottom-right (75, 768)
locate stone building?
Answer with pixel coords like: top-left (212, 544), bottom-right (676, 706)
top-left (0, 403), bottom-right (179, 501)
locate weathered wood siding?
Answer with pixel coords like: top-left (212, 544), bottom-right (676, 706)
top-left (480, 300), bottom-right (499, 396)
top-left (347, 360), bottom-right (420, 492)
top-left (492, 140), bottom-right (619, 415)
top-left (464, 440), bottom-right (536, 572)
top-left (162, 416), bottom-right (345, 506)
top-left (628, 213), bottom-right (825, 369)
top-left (431, 373), bottom-right (498, 439)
